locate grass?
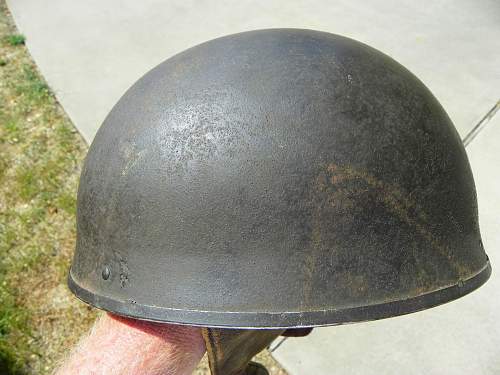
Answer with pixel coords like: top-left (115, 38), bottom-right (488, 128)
top-left (0, 3), bottom-right (287, 374)
top-left (0, 2), bottom-right (96, 373)
top-left (5, 33), bottom-right (24, 46)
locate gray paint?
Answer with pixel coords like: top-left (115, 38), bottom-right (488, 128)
top-left (69, 30), bottom-right (490, 328)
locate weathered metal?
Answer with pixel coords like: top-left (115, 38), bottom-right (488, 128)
top-left (68, 29), bottom-right (491, 330)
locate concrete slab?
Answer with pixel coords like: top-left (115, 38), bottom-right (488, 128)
top-left (7, 0), bottom-right (500, 143)
top-left (273, 116), bottom-right (500, 374)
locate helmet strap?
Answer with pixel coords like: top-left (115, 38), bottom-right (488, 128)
top-left (201, 327), bottom-right (285, 375)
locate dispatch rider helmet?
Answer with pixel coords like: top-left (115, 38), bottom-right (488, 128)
top-left (68, 29), bottom-right (491, 375)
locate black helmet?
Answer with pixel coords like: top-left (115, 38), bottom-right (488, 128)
top-left (68, 28), bottom-right (490, 374)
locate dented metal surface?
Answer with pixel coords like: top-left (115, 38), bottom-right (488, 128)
top-left (68, 29), bottom-right (490, 328)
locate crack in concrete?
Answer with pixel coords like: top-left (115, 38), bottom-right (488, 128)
top-left (463, 100), bottom-right (500, 147)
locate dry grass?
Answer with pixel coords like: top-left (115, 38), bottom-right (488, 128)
top-left (0, 2), bottom-right (288, 374)
top-left (0, 1), bottom-right (97, 373)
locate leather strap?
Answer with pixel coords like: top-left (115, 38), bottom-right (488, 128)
top-left (202, 328), bottom-right (285, 375)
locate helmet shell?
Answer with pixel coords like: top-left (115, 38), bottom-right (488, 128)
top-left (69, 29), bottom-right (490, 328)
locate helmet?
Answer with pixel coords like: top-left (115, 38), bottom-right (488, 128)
top-left (68, 29), bottom-right (490, 330)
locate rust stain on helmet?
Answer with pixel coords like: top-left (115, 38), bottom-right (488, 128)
top-left (68, 29), bottom-right (490, 329)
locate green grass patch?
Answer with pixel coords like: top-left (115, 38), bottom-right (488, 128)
top-left (0, 285), bottom-right (31, 374)
top-left (5, 33), bottom-right (24, 46)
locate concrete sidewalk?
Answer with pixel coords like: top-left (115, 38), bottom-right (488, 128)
top-left (8, 0), bottom-right (500, 374)
top-left (7, 0), bottom-right (499, 143)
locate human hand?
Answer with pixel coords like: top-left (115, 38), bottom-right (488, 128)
top-left (55, 313), bottom-right (206, 375)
